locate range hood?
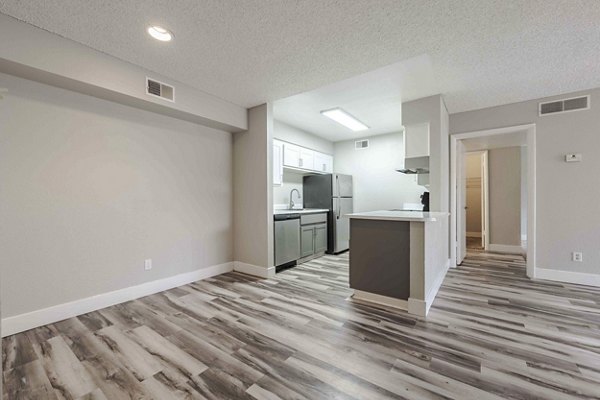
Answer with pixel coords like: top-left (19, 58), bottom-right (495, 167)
top-left (396, 156), bottom-right (430, 174)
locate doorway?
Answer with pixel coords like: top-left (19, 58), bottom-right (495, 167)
top-left (465, 151), bottom-right (488, 251)
top-left (451, 124), bottom-right (536, 278)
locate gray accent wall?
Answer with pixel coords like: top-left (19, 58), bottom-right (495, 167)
top-left (488, 147), bottom-right (521, 246)
top-left (233, 104), bottom-right (274, 270)
top-left (0, 73), bottom-right (234, 318)
top-left (450, 87), bottom-right (600, 275)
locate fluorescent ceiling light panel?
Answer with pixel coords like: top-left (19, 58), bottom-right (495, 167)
top-left (321, 108), bottom-right (369, 131)
top-left (147, 25), bottom-right (173, 42)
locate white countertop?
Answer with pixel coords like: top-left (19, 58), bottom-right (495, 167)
top-left (347, 210), bottom-right (449, 222)
top-left (274, 208), bottom-right (329, 216)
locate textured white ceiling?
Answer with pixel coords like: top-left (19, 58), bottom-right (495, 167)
top-left (274, 55), bottom-right (438, 141)
top-left (1, 1), bottom-right (600, 113)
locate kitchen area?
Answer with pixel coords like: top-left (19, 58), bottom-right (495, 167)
top-left (271, 117), bottom-right (433, 272)
top-left (270, 61), bottom-right (450, 317)
top-left (272, 122), bottom-right (354, 270)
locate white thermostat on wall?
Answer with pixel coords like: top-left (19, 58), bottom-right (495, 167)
top-left (565, 153), bottom-right (582, 163)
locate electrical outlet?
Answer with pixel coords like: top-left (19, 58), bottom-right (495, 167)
top-left (144, 259), bottom-right (153, 270)
top-left (572, 252), bottom-right (583, 262)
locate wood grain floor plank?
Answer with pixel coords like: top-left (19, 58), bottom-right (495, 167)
top-left (4, 250), bottom-right (600, 399)
top-left (3, 360), bottom-right (58, 400)
top-left (128, 325), bottom-right (207, 382)
top-left (94, 326), bottom-right (163, 381)
top-left (39, 336), bottom-right (97, 399)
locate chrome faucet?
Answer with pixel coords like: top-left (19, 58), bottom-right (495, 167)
top-left (289, 188), bottom-right (301, 210)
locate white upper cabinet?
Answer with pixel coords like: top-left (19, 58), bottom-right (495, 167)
top-left (280, 141), bottom-right (333, 174)
top-left (273, 140), bottom-right (283, 186)
top-left (299, 148), bottom-right (314, 170)
top-left (314, 152), bottom-right (333, 173)
top-left (283, 143), bottom-right (302, 168)
top-left (404, 123), bottom-right (430, 158)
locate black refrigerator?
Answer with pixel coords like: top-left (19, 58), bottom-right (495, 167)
top-left (303, 174), bottom-right (353, 254)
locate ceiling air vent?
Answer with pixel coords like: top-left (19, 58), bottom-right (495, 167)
top-left (355, 139), bottom-right (369, 150)
top-left (539, 95), bottom-right (589, 116)
top-left (146, 78), bottom-right (175, 102)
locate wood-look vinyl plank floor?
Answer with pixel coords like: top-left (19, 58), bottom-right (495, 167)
top-left (3, 251), bottom-right (600, 399)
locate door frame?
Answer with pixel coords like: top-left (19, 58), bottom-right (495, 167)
top-left (481, 150), bottom-right (490, 250)
top-left (450, 124), bottom-right (536, 278)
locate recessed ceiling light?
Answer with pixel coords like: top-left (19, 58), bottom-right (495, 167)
top-left (147, 25), bottom-right (173, 42)
top-left (321, 108), bottom-right (369, 131)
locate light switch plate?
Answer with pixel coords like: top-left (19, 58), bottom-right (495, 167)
top-left (565, 153), bottom-right (582, 162)
top-left (144, 259), bottom-right (152, 270)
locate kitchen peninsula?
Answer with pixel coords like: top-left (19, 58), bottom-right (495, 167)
top-left (348, 210), bottom-right (449, 317)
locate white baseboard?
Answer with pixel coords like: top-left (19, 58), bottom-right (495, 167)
top-left (409, 259), bottom-right (450, 317)
top-left (352, 290), bottom-right (408, 310)
top-left (1, 262), bottom-right (233, 337)
top-left (233, 261), bottom-right (275, 279)
top-left (466, 232), bottom-right (482, 238)
top-left (424, 259), bottom-right (450, 315)
top-left (488, 243), bottom-right (525, 255)
top-left (535, 268), bottom-right (600, 288)
top-left (407, 298), bottom-right (426, 316)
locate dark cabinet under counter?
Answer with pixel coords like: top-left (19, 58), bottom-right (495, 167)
top-left (349, 219), bottom-right (411, 300)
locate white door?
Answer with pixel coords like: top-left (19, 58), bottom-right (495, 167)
top-left (283, 143), bottom-right (301, 168)
top-left (457, 141), bottom-right (467, 264)
top-left (273, 140), bottom-right (283, 186)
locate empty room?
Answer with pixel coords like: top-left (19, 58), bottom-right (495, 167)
top-left (1, 1), bottom-right (599, 399)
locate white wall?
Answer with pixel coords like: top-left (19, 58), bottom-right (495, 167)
top-left (488, 147), bottom-right (521, 246)
top-left (450, 87), bottom-right (600, 275)
top-left (334, 131), bottom-right (423, 212)
top-left (274, 120), bottom-right (334, 154)
top-left (273, 171), bottom-right (304, 207)
top-left (0, 73), bottom-right (233, 318)
top-left (272, 120), bottom-right (334, 207)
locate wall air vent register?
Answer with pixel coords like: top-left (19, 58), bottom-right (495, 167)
top-left (539, 95), bottom-right (589, 116)
top-left (146, 78), bottom-right (175, 102)
top-left (355, 139), bottom-right (369, 150)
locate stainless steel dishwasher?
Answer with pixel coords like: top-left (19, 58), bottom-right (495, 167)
top-left (274, 213), bottom-right (301, 269)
